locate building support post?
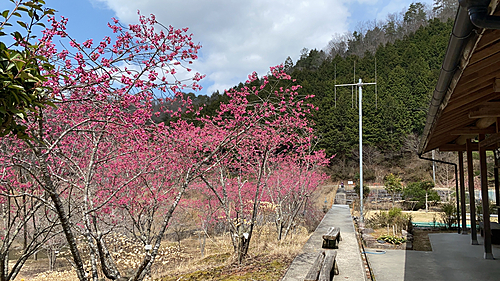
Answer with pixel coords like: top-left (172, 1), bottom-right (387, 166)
top-left (479, 134), bottom-right (494, 259)
top-left (466, 139), bottom-right (478, 245)
top-left (495, 156), bottom-right (499, 216)
top-left (459, 151), bottom-right (467, 234)
top-left (496, 118), bottom-right (500, 216)
top-left (455, 162), bottom-right (461, 234)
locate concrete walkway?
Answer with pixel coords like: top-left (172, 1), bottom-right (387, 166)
top-left (366, 233), bottom-right (500, 281)
top-left (282, 205), bottom-right (366, 281)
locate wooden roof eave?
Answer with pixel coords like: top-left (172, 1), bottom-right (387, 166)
top-left (418, 4), bottom-right (492, 154)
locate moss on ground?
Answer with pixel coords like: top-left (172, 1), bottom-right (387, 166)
top-left (160, 255), bottom-right (289, 281)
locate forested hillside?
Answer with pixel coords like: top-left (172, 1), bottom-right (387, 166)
top-left (176, 1), bottom-right (458, 181)
top-left (293, 17), bottom-right (454, 159)
top-left (288, 2), bottom-right (457, 180)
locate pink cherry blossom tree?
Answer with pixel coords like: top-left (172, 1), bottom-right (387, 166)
top-left (1, 9), bottom-right (329, 280)
top-left (0, 158), bottom-right (64, 281)
top-left (265, 148), bottom-right (330, 241)
top-left (1, 12), bottom-right (206, 281)
top-left (197, 68), bottom-right (321, 262)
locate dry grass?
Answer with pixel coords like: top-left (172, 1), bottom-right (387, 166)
top-left (11, 181), bottom-right (337, 281)
top-left (158, 224), bottom-right (310, 280)
top-left (12, 224), bottom-right (311, 281)
top-left (365, 210), bottom-right (441, 223)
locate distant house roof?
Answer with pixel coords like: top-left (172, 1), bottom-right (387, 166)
top-left (419, 0), bottom-right (500, 154)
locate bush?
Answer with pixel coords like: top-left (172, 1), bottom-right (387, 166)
top-left (354, 184), bottom-right (370, 200)
top-left (366, 207), bottom-right (412, 233)
top-left (377, 234), bottom-right (406, 245)
top-left (476, 200), bottom-right (497, 222)
top-left (440, 202), bottom-right (457, 229)
top-left (402, 181), bottom-right (440, 210)
top-left (388, 207), bottom-right (402, 218)
top-left (364, 168), bottom-right (377, 182)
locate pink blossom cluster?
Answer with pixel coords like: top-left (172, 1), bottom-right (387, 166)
top-left (0, 12), bottom-right (329, 278)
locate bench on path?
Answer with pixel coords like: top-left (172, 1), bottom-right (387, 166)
top-left (304, 250), bottom-right (339, 281)
top-left (322, 227), bottom-right (341, 249)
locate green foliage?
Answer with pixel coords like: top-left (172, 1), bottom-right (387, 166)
top-left (354, 183), bottom-right (370, 200)
top-left (366, 207), bottom-right (412, 231)
top-left (388, 207), bottom-right (402, 218)
top-left (290, 17), bottom-right (453, 160)
top-left (476, 200), bottom-right (497, 220)
top-left (440, 202), bottom-right (456, 229)
top-left (383, 173), bottom-right (402, 205)
top-left (402, 181), bottom-right (440, 210)
top-left (377, 234), bottom-right (406, 245)
top-left (0, 0), bottom-right (55, 138)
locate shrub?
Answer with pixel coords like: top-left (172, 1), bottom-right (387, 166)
top-left (366, 207), bottom-right (412, 234)
top-left (440, 202), bottom-right (457, 229)
top-left (377, 234), bottom-right (406, 245)
top-left (402, 181), bottom-right (440, 210)
top-left (354, 184), bottom-right (370, 200)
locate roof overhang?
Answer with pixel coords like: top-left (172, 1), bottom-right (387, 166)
top-left (419, 0), bottom-right (500, 154)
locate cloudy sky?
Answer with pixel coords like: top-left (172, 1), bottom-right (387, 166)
top-left (45, 0), bottom-right (433, 95)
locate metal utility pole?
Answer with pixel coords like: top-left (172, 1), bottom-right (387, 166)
top-left (335, 78), bottom-right (376, 223)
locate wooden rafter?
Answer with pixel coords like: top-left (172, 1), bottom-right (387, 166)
top-left (479, 132), bottom-right (500, 148)
top-left (449, 126), bottom-right (497, 135)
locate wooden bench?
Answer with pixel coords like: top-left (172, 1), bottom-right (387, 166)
top-left (322, 227), bottom-right (341, 249)
top-left (304, 250), bottom-right (339, 281)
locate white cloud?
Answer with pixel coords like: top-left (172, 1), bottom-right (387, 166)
top-left (95, 0), bottom-right (350, 95)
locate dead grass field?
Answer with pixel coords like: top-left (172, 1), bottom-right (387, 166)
top-left (12, 224), bottom-right (311, 281)
top-left (8, 182), bottom-right (341, 281)
top-left (365, 210), bottom-right (441, 223)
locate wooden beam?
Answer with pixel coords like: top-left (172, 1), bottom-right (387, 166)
top-left (495, 78), bottom-right (500, 92)
top-left (438, 143), bottom-right (478, 152)
top-left (479, 132), bottom-right (500, 148)
top-left (476, 117), bottom-right (497, 129)
top-left (470, 109), bottom-right (500, 118)
top-left (470, 35), bottom-right (500, 64)
top-left (469, 101), bottom-right (500, 118)
top-left (470, 110), bottom-right (500, 119)
top-left (459, 69), bottom-right (500, 97)
top-left (449, 126), bottom-right (496, 135)
top-left (456, 134), bottom-right (478, 145)
top-left (440, 85), bottom-right (498, 116)
top-left (460, 50), bottom-right (500, 80)
top-left (437, 142), bottom-right (496, 151)
top-left (474, 29), bottom-right (500, 52)
top-left (435, 114), bottom-right (477, 132)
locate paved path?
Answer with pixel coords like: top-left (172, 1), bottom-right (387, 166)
top-left (282, 205), bottom-right (366, 281)
top-left (366, 233), bottom-right (500, 281)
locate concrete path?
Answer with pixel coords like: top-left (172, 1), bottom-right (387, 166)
top-left (282, 205), bottom-right (366, 281)
top-left (366, 233), bottom-right (500, 281)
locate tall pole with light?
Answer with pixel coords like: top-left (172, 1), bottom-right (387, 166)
top-left (335, 79), bottom-right (376, 223)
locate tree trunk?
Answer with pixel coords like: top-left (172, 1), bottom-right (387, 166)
top-left (425, 192), bottom-right (428, 213)
top-left (38, 154), bottom-right (88, 281)
top-left (130, 180), bottom-right (189, 281)
top-left (47, 248), bottom-right (56, 272)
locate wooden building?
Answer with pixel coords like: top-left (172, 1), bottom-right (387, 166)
top-left (418, 0), bottom-right (500, 259)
